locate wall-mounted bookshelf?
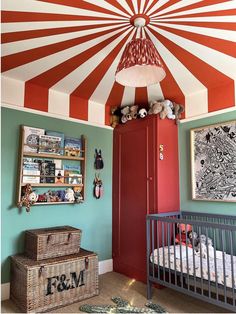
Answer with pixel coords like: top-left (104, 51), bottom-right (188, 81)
top-left (17, 125), bottom-right (87, 207)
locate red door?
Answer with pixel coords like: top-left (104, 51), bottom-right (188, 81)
top-left (113, 117), bottom-right (155, 282)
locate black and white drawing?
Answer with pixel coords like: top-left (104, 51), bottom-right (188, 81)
top-left (191, 120), bottom-right (236, 202)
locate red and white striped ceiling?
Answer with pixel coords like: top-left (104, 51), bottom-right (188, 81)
top-left (2, 0), bottom-right (236, 126)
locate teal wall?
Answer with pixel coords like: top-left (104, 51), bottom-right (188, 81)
top-left (1, 107), bottom-right (113, 283)
top-left (179, 109), bottom-right (236, 215)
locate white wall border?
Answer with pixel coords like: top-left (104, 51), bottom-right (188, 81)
top-left (180, 106), bottom-right (236, 123)
top-left (1, 102), bottom-right (113, 130)
top-left (1, 259), bottom-right (113, 301)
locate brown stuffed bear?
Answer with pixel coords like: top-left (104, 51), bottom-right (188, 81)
top-left (173, 102), bottom-right (185, 124)
top-left (110, 107), bottom-right (120, 128)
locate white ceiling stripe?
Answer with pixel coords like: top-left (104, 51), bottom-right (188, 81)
top-left (2, 23), bottom-right (129, 56)
top-left (2, 0), bottom-right (126, 20)
top-left (151, 21), bottom-right (236, 42)
top-left (89, 28), bottom-right (136, 106)
top-left (141, 27), bottom-right (146, 38)
top-left (145, 0), bottom-right (169, 16)
top-left (147, 84), bottom-right (164, 102)
top-left (88, 100), bottom-right (105, 125)
top-left (150, 16), bottom-right (236, 22)
top-left (149, 0), bottom-right (202, 18)
top-left (117, 0), bottom-right (133, 16)
top-left (1, 76), bottom-right (25, 107)
top-left (140, 0), bottom-right (146, 14)
top-left (150, 24), bottom-right (236, 79)
top-left (146, 27), bottom-right (208, 118)
top-left (133, 0), bottom-right (139, 14)
top-left (50, 28), bottom-right (132, 94)
top-left (2, 20), bottom-right (129, 33)
top-left (121, 86), bottom-right (136, 107)
top-left (3, 26), bottom-right (131, 82)
top-left (83, 0), bottom-right (130, 18)
top-left (48, 89), bottom-right (70, 117)
top-left (155, 0), bottom-right (236, 19)
top-left (136, 27), bottom-right (141, 38)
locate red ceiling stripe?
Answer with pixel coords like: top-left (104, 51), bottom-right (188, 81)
top-left (147, 26), bottom-right (235, 112)
top-left (147, 0), bottom-right (177, 17)
top-left (70, 29), bottom-right (134, 120)
top-left (152, 21), bottom-right (236, 31)
top-left (156, 24), bottom-right (236, 58)
top-left (1, 11), bottom-right (123, 23)
top-left (24, 28), bottom-right (129, 111)
top-left (144, 0), bottom-right (162, 15)
top-left (1, 24), bottom-right (129, 72)
top-left (70, 96), bottom-right (88, 121)
top-left (145, 30), bottom-right (185, 116)
top-left (39, 0), bottom-right (129, 19)
top-left (105, 82), bottom-right (125, 126)
top-left (150, 0), bottom-right (232, 18)
top-left (24, 82), bottom-right (49, 112)
top-left (156, 8), bottom-right (236, 19)
top-left (2, 22), bottom-right (127, 43)
top-left (135, 87), bottom-right (148, 105)
top-left (142, 0), bottom-right (152, 14)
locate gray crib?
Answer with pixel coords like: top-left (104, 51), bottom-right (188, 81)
top-left (146, 211), bottom-right (236, 311)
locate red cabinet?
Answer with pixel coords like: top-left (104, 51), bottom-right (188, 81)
top-left (112, 114), bottom-right (179, 282)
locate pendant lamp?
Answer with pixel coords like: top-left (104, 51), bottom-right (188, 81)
top-left (115, 17), bottom-right (166, 87)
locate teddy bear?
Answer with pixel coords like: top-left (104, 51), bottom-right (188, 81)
top-left (121, 106), bottom-right (132, 123)
top-left (148, 100), bottom-right (163, 115)
top-left (130, 105), bottom-right (139, 119)
top-left (73, 187), bottom-right (83, 203)
top-left (175, 223), bottom-right (192, 247)
top-left (138, 108), bottom-right (147, 118)
top-left (17, 184), bottom-right (38, 212)
top-left (110, 107), bottom-right (120, 128)
top-left (160, 99), bottom-right (175, 120)
top-left (173, 102), bottom-right (185, 124)
top-left (65, 188), bottom-right (75, 202)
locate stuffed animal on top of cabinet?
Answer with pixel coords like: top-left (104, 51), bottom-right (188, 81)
top-left (130, 105), bottom-right (139, 119)
top-left (160, 99), bottom-right (175, 120)
top-left (138, 108), bottom-right (147, 118)
top-left (121, 106), bottom-right (132, 123)
top-left (173, 102), bottom-right (185, 124)
top-left (148, 100), bottom-right (163, 115)
top-left (110, 107), bottom-right (121, 128)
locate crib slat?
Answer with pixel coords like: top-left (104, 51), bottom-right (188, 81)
top-left (199, 226), bottom-right (204, 296)
top-left (179, 225), bottom-right (183, 289)
top-left (167, 223), bottom-right (171, 284)
top-left (185, 223), bottom-right (190, 291)
top-left (157, 221), bottom-right (160, 280)
top-left (213, 229), bottom-right (219, 301)
top-left (221, 229), bottom-right (227, 304)
top-left (173, 222), bottom-right (177, 286)
top-left (206, 228), bottom-right (211, 298)
top-left (230, 230), bottom-right (235, 306)
top-left (192, 225), bottom-right (196, 293)
top-left (162, 222), bottom-right (165, 282)
top-left (151, 220), bottom-right (154, 278)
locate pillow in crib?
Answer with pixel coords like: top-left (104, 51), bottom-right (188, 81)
top-left (175, 246), bottom-right (193, 259)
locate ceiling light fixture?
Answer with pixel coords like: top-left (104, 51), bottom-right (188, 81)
top-left (115, 17), bottom-right (166, 88)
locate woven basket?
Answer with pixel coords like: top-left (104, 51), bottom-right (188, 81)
top-left (25, 226), bottom-right (82, 260)
top-left (10, 249), bottom-right (99, 313)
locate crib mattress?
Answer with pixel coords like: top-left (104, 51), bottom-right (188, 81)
top-left (151, 246), bottom-right (236, 289)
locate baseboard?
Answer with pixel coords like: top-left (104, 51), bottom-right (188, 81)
top-left (1, 259), bottom-right (113, 301)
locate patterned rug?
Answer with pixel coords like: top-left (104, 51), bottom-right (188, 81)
top-left (79, 296), bottom-right (167, 313)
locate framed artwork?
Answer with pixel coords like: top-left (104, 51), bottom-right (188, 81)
top-left (190, 120), bottom-right (236, 202)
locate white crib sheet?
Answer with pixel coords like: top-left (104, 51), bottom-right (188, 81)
top-left (151, 246), bottom-right (236, 289)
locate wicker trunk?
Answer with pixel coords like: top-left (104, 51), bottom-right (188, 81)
top-left (25, 226), bottom-right (82, 260)
top-left (10, 249), bottom-right (99, 313)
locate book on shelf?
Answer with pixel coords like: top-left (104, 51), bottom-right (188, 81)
top-left (23, 161), bottom-right (40, 171)
top-left (64, 137), bottom-right (82, 157)
top-left (40, 161), bottom-right (55, 183)
top-left (46, 130), bottom-right (64, 155)
top-left (55, 170), bottom-right (64, 184)
top-left (64, 171), bottom-right (82, 185)
top-left (38, 135), bottom-right (61, 155)
top-left (23, 126), bottom-right (45, 153)
top-left (22, 170), bottom-right (40, 184)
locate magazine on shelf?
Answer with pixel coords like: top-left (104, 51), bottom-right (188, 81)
top-left (64, 137), bottom-right (82, 157)
top-left (64, 171), bottom-right (82, 185)
top-left (55, 170), bottom-right (64, 184)
top-left (23, 126), bottom-right (45, 153)
top-left (40, 161), bottom-right (56, 183)
top-left (38, 135), bottom-right (61, 155)
top-left (22, 170), bottom-right (40, 184)
top-left (23, 161), bottom-right (40, 171)
top-left (46, 130), bottom-right (64, 155)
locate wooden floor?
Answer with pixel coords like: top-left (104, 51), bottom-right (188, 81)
top-left (1, 271), bottom-right (227, 313)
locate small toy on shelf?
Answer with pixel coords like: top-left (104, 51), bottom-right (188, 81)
top-left (65, 187), bottom-right (75, 202)
top-left (130, 105), bottom-right (139, 119)
top-left (37, 194), bottom-right (47, 203)
top-left (121, 106), bottom-right (132, 124)
top-left (173, 102), bottom-right (185, 124)
top-left (110, 107), bottom-right (121, 128)
top-left (138, 108), bottom-right (147, 118)
top-left (175, 223), bottom-right (192, 247)
top-left (148, 100), bottom-right (163, 115)
top-left (17, 184), bottom-right (38, 212)
top-left (160, 99), bottom-right (175, 120)
top-left (73, 187), bottom-right (83, 203)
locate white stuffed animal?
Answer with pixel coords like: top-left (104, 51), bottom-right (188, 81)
top-left (65, 188), bottom-right (75, 202)
top-left (160, 100), bottom-right (175, 120)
